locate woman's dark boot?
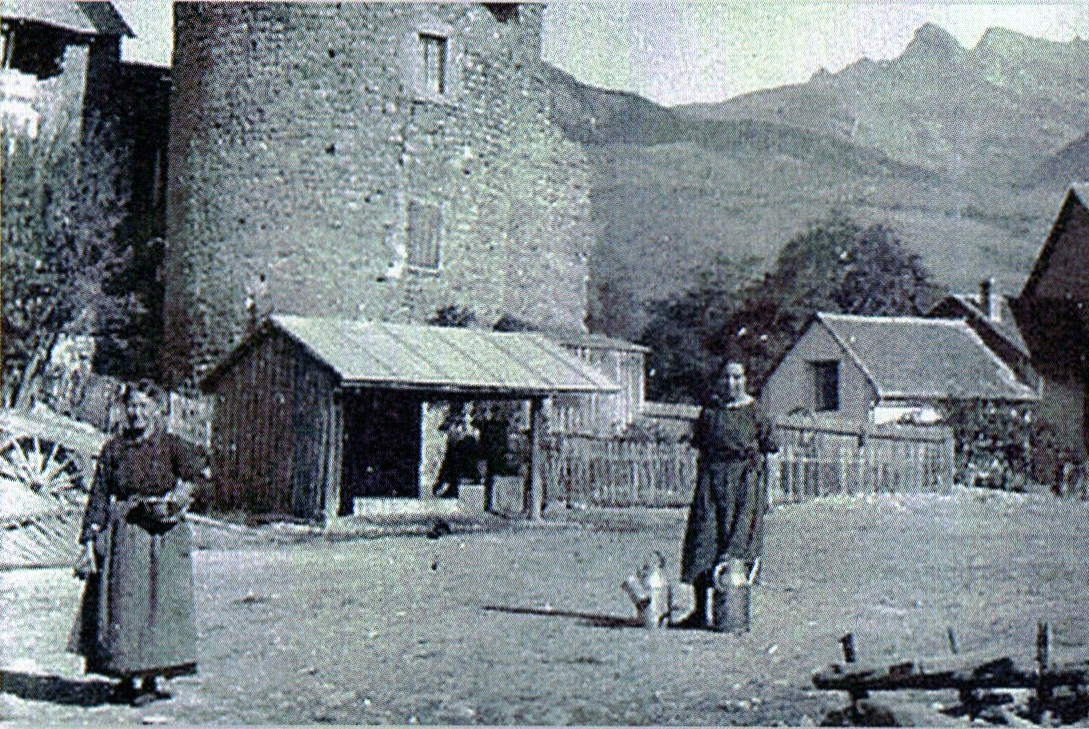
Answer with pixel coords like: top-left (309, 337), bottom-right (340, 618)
top-left (672, 573), bottom-right (710, 628)
top-left (109, 678), bottom-right (138, 704)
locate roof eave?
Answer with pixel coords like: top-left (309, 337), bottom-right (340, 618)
top-left (337, 379), bottom-right (618, 397)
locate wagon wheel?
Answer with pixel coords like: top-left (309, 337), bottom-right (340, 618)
top-left (0, 434), bottom-right (87, 507)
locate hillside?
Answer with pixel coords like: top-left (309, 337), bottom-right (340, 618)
top-left (548, 24), bottom-right (1089, 339)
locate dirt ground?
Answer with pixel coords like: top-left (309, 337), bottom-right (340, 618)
top-left (4, 488), bottom-right (1089, 726)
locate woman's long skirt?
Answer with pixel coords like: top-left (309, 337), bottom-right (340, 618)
top-left (68, 500), bottom-right (198, 679)
top-left (680, 458), bottom-right (766, 584)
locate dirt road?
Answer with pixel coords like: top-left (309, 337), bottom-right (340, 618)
top-left (4, 489), bottom-right (1089, 725)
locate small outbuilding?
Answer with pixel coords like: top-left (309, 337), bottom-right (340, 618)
top-left (198, 316), bottom-right (617, 523)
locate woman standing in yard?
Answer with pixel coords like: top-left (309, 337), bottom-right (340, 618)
top-left (676, 361), bottom-right (777, 630)
top-left (69, 380), bottom-right (210, 706)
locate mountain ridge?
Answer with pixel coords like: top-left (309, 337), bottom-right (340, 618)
top-left (544, 24), bottom-right (1089, 339)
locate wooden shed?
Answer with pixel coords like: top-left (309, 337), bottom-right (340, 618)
top-left (198, 316), bottom-right (617, 523)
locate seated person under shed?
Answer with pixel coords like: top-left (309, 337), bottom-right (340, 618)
top-left (433, 405), bottom-right (482, 497)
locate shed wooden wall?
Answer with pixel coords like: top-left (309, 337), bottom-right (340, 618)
top-left (208, 332), bottom-right (339, 520)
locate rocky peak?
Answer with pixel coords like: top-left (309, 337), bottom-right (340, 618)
top-left (898, 22), bottom-right (965, 65)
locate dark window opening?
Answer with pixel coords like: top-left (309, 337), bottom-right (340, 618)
top-left (3, 25), bottom-right (67, 79)
top-left (812, 360), bottom-right (840, 412)
top-left (420, 33), bottom-right (448, 96)
top-left (484, 4), bottom-right (520, 23)
top-left (407, 200), bottom-right (442, 270)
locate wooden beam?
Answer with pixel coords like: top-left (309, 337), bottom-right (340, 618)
top-left (526, 397), bottom-right (545, 520)
top-left (323, 389), bottom-right (344, 523)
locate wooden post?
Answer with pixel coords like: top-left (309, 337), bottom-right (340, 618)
top-left (525, 396), bottom-right (545, 520)
top-left (323, 389), bottom-right (344, 522)
top-left (838, 447), bottom-right (847, 496)
top-left (1036, 621), bottom-right (1051, 722)
top-left (943, 429), bottom-right (956, 491)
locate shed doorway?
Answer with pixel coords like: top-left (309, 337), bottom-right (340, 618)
top-left (339, 390), bottom-right (421, 514)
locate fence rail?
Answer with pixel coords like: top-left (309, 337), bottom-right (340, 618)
top-left (543, 434), bottom-right (697, 508)
top-left (541, 417), bottom-right (957, 509)
top-left (770, 417), bottom-right (956, 503)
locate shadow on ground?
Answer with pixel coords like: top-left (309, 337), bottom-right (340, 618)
top-left (483, 604), bottom-right (640, 629)
top-left (0, 670), bottom-right (114, 707)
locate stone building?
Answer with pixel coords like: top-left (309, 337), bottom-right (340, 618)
top-left (163, 3), bottom-right (594, 389)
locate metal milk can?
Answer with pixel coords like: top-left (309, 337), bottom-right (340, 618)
top-left (711, 556), bottom-right (757, 632)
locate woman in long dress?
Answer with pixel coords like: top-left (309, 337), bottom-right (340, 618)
top-left (677, 361), bottom-right (777, 629)
top-left (69, 380), bottom-right (210, 706)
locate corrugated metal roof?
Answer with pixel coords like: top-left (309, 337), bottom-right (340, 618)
top-left (205, 316), bottom-right (620, 396)
top-left (1, 1), bottom-right (133, 36)
top-left (817, 312), bottom-right (1038, 402)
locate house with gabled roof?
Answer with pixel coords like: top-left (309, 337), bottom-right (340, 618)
top-left (761, 312), bottom-right (1038, 427)
top-left (1011, 183), bottom-right (1089, 460)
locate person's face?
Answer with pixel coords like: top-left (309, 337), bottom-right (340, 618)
top-left (125, 391), bottom-right (159, 435)
top-left (725, 363), bottom-right (747, 402)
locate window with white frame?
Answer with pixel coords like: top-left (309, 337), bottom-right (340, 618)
top-left (419, 33), bottom-right (448, 96)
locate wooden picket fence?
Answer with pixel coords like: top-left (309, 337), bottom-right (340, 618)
top-left (769, 415), bottom-right (956, 504)
top-left (540, 416), bottom-right (956, 509)
top-left (543, 434), bottom-right (698, 508)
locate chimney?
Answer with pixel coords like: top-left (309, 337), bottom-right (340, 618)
top-left (979, 278), bottom-right (1001, 322)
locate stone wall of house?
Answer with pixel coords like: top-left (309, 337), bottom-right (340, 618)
top-left (163, 3), bottom-right (593, 388)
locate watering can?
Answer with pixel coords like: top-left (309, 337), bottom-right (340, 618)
top-left (622, 551), bottom-right (672, 629)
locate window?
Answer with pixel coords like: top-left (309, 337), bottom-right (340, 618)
top-left (812, 360), bottom-right (840, 412)
top-left (419, 33), bottom-right (448, 96)
top-left (407, 200), bottom-right (441, 270)
top-left (484, 4), bottom-right (520, 23)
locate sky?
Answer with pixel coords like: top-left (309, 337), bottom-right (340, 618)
top-left (114, 2), bottom-right (1089, 107)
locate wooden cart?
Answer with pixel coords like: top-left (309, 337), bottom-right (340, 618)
top-left (0, 405), bottom-right (108, 568)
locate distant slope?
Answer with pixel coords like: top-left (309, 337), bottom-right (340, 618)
top-left (676, 24), bottom-right (1089, 178)
top-left (545, 25), bottom-right (1088, 340)
top-left (544, 64), bottom-right (680, 145)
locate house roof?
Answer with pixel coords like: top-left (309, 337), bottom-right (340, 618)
top-left (1020, 184), bottom-right (1089, 301)
top-left (201, 316), bottom-right (620, 397)
top-left (1, 1), bottom-right (133, 37)
top-left (930, 293), bottom-right (1030, 357)
top-left (816, 312), bottom-right (1038, 402)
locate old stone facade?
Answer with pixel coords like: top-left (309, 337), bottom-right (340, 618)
top-left (163, 3), bottom-right (594, 389)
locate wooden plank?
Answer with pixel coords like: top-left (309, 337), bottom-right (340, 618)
top-left (527, 397), bottom-right (545, 519)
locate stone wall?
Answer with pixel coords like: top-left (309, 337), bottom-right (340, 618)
top-left (163, 3), bottom-right (593, 388)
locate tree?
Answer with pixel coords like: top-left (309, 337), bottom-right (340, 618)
top-left (639, 213), bottom-right (941, 403)
top-left (2, 125), bottom-right (139, 407)
top-left (640, 252), bottom-right (761, 403)
top-left (833, 224), bottom-right (941, 316)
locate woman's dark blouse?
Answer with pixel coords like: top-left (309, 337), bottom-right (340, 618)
top-left (79, 430), bottom-right (209, 544)
top-left (693, 398), bottom-right (777, 462)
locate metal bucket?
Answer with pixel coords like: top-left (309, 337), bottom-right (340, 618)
top-left (710, 558), bottom-right (753, 632)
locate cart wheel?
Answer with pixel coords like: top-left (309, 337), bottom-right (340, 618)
top-left (0, 434), bottom-right (86, 506)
